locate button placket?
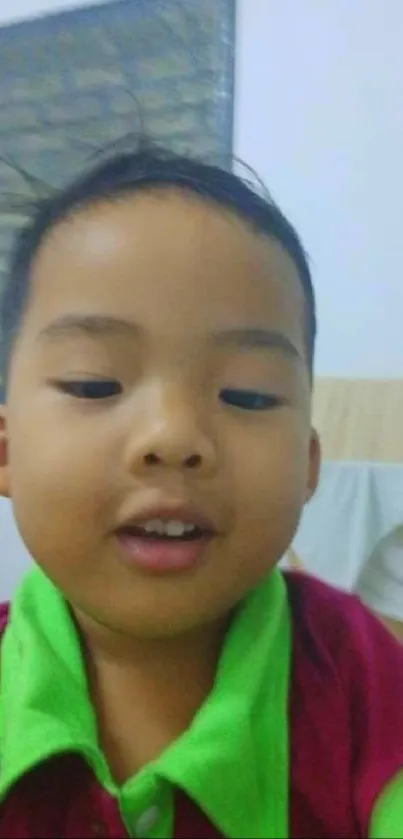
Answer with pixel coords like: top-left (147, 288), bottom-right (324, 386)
top-left (120, 772), bottom-right (166, 839)
top-left (135, 805), bottom-right (160, 837)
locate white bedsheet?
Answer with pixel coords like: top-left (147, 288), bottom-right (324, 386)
top-left (292, 462), bottom-right (403, 620)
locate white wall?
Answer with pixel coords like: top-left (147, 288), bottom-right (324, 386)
top-left (1, 0), bottom-right (403, 377)
top-left (235, 0), bottom-right (403, 377)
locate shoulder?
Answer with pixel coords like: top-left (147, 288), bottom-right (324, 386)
top-left (285, 567), bottom-right (372, 628)
top-left (284, 569), bottom-right (403, 714)
top-left (284, 569), bottom-right (403, 677)
top-left (284, 571), bottom-right (403, 830)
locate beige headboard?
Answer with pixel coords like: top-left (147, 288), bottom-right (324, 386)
top-left (313, 378), bottom-right (403, 462)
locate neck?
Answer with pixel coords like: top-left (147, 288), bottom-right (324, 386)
top-left (73, 610), bottom-right (230, 781)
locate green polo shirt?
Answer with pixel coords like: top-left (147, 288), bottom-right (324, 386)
top-left (0, 566), bottom-right (400, 838)
top-left (0, 567), bottom-right (291, 838)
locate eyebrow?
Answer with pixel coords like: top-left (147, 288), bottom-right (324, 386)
top-left (211, 327), bottom-right (303, 361)
top-left (37, 314), bottom-right (141, 342)
top-left (37, 314), bottom-right (302, 362)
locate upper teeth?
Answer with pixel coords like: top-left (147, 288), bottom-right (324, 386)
top-left (140, 519), bottom-right (196, 537)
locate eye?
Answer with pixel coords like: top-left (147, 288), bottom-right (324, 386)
top-left (56, 379), bottom-right (122, 400)
top-left (219, 388), bottom-right (282, 411)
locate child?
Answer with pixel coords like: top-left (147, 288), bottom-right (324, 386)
top-left (0, 141), bottom-right (401, 839)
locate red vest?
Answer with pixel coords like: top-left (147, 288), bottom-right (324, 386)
top-left (0, 574), bottom-right (402, 838)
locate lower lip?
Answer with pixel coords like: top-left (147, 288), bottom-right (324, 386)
top-left (115, 532), bottom-right (213, 574)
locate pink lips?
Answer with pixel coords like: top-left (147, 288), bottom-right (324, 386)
top-left (116, 529), bottom-right (213, 574)
top-left (115, 502), bottom-right (216, 575)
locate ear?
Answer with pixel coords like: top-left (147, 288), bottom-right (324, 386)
top-left (305, 427), bottom-right (321, 503)
top-left (0, 406), bottom-right (11, 498)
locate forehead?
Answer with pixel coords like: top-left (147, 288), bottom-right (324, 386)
top-left (27, 190), bottom-right (306, 347)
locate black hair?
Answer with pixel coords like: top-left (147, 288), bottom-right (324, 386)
top-left (0, 139), bottom-right (316, 379)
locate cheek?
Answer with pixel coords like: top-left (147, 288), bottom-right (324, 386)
top-left (8, 432), bottom-right (108, 582)
top-left (7, 409), bottom-right (114, 547)
top-left (228, 419), bottom-right (310, 540)
top-left (231, 414), bottom-right (310, 488)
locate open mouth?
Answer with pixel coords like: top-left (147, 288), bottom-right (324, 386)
top-left (115, 517), bottom-right (214, 573)
top-left (118, 523), bottom-right (208, 542)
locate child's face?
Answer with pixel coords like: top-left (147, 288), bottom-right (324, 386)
top-left (0, 191), bottom-right (319, 637)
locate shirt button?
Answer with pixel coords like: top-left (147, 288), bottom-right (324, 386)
top-left (135, 805), bottom-right (160, 837)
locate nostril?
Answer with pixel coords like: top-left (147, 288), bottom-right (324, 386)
top-left (185, 453), bottom-right (202, 469)
top-left (142, 451), bottom-right (202, 468)
top-left (144, 452), bottom-right (160, 466)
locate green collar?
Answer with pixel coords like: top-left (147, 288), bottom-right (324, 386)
top-left (0, 567), bottom-right (291, 839)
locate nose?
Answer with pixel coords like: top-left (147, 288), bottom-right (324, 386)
top-left (123, 385), bottom-right (218, 478)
